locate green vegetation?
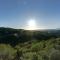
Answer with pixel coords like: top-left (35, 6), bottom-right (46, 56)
top-left (1, 38), bottom-right (60, 60)
top-left (0, 27), bottom-right (60, 60)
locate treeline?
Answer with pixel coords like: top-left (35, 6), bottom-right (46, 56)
top-left (0, 27), bottom-right (60, 46)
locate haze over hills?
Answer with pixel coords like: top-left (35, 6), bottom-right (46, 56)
top-left (0, 0), bottom-right (60, 60)
top-left (0, 27), bottom-right (60, 46)
top-left (0, 27), bottom-right (60, 60)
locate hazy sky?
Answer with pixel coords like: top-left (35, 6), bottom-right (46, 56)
top-left (0, 0), bottom-right (60, 29)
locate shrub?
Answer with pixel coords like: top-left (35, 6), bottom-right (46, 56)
top-left (50, 50), bottom-right (60, 60)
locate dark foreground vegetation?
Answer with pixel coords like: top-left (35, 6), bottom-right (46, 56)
top-left (0, 27), bottom-right (60, 60)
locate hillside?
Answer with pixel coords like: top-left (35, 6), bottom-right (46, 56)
top-left (0, 27), bottom-right (60, 46)
top-left (0, 27), bottom-right (60, 60)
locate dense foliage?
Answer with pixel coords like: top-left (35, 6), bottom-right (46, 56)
top-left (0, 27), bottom-right (60, 60)
top-left (0, 27), bottom-right (60, 46)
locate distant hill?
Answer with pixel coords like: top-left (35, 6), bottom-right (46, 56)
top-left (0, 27), bottom-right (60, 46)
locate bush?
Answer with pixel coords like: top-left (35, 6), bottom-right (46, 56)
top-left (50, 50), bottom-right (60, 60)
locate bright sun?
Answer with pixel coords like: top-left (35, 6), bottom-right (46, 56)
top-left (26, 19), bottom-right (37, 30)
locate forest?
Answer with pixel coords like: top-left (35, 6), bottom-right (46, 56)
top-left (0, 27), bottom-right (60, 60)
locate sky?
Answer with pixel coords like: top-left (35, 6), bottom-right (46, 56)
top-left (0, 0), bottom-right (60, 29)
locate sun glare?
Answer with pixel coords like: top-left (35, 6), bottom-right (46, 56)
top-left (26, 19), bottom-right (37, 30)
